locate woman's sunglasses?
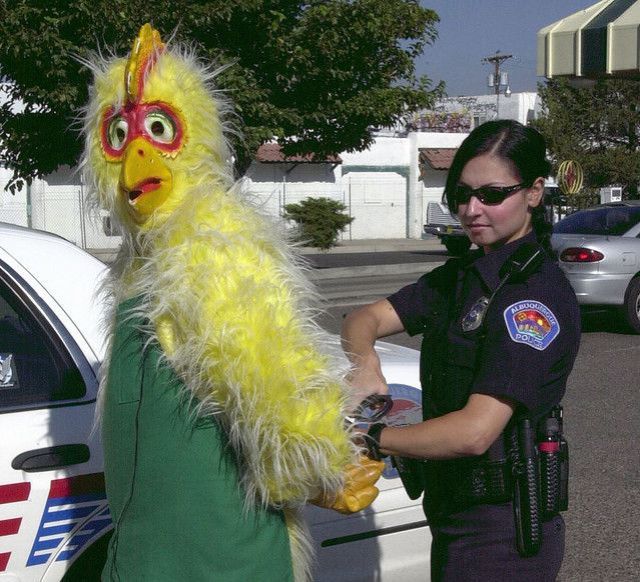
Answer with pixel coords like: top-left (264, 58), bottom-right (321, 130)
top-left (453, 183), bottom-right (528, 208)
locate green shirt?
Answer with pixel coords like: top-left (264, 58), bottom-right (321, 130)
top-left (102, 297), bottom-right (293, 581)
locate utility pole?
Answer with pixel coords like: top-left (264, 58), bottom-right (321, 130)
top-left (482, 51), bottom-right (513, 119)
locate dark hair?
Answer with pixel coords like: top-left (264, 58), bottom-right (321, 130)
top-left (444, 120), bottom-right (553, 255)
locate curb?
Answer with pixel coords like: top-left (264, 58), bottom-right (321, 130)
top-left (299, 239), bottom-right (443, 255)
top-left (89, 240), bottom-right (444, 265)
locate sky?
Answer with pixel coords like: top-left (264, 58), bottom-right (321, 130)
top-left (416, 1), bottom-right (601, 96)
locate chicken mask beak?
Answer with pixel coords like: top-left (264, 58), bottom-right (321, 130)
top-left (119, 137), bottom-right (173, 223)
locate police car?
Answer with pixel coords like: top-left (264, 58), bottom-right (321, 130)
top-left (0, 222), bottom-right (430, 581)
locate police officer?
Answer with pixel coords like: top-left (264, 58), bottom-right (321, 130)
top-left (342, 120), bottom-right (580, 581)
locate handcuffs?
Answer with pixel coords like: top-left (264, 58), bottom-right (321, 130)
top-left (346, 394), bottom-right (393, 424)
top-left (347, 394), bottom-right (393, 461)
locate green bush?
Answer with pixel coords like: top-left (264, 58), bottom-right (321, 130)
top-left (284, 197), bottom-right (354, 250)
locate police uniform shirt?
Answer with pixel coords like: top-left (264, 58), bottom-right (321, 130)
top-left (388, 232), bottom-right (581, 417)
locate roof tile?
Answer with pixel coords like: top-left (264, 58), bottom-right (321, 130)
top-left (256, 143), bottom-right (342, 164)
top-left (419, 148), bottom-right (458, 170)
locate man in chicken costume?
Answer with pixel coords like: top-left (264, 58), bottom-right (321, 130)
top-left (83, 24), bottom-right (384, 581)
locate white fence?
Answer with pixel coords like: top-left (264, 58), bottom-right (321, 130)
top-left (0, 173), bottom-right (120, 252)
top-left (249, 172), bottom-right (408, 240)
top-left (343, 172), bottom-right (406, 239)
top-left (2, 169), bottom-right (412, 249)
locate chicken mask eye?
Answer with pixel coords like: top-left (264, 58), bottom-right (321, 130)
top-left (144, 111), bottom-right (176, 144)
top-left (106, 116), bottom-right (129, 151)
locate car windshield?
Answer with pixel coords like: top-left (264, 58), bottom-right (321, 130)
top-left (553, 206), bottom-right (640, 236)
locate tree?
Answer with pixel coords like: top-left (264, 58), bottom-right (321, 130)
top-left (284, 197), bottom-right (353, 249)
top-left (534, 78), bottom-right (640, 199)
top-left (0, 0), bottom-right (443, 192)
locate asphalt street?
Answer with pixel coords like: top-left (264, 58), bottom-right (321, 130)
top-left (311, 250), bottom-right (640, 582)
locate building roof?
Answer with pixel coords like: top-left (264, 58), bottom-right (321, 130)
top-left (419, 148), bottom-right (457, 171)
top-left (538, 0), bottom-right (640, 78)
top-left (256, 143), bottom-right (342, 164)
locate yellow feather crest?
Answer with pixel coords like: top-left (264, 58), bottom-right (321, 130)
top-left (125, 23), bottom-right (165, 103)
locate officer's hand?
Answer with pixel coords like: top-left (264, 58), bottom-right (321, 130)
top-left (345, 358), bottom-right (389, 411)
top-left (312, 456), bottom-right (385, 514)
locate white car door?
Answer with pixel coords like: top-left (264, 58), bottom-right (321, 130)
top-left (307, 382), bottom-right (432, 582)
top-left (0, 264), bottom-right (108, 582)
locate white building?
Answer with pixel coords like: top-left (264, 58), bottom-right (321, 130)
top-left (244, 134), bottom-right (468, 241)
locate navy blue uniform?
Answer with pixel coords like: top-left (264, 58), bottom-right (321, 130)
top-left (388, 232), bottom-right (580, 581)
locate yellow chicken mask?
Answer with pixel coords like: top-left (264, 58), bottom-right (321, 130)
top-left (82, 24), bottom-right (384, 581)
top-left (84, 23), bottom-right (232, 232)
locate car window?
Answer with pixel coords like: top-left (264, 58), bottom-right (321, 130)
top-left (0, 280), bottom-right (86, 409)
top-left (554, 206), bottom-right (640, 236)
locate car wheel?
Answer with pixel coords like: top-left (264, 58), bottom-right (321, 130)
top-left (623, 277), bottom-right (640, 334)
top-left (443, 237), bottom-right (471, 256)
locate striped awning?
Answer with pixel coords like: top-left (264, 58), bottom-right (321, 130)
top-left (537, 0), bottom-right (640, 79)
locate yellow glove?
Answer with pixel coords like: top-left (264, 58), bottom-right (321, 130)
top-left (313, 456), bottom-right (385, 514)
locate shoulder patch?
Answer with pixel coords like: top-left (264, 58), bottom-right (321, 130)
top-left (503, 300), bottom-right (560, 351)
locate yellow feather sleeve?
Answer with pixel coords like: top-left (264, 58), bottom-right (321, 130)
top-left (146, 188), bottom-right (358, 508)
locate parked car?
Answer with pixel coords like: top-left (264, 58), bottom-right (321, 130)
top-left (551, 201), bottom-right (640, 333)
top-left (0, 222), bottom-right (429, 581)
top-left (423, 201), bottom-right (471, 256)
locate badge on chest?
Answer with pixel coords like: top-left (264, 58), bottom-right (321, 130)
top-left (461, 296), bottom-right (490, 332)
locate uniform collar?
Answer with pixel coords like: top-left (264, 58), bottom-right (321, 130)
top-left (468, 231), bottom-right (539, 292)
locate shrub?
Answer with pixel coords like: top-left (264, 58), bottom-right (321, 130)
top-left (284, 197), bottom-right (354, 250)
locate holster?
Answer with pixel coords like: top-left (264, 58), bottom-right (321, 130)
top-left (538, 408), bottom-right (569, 516)
top-left (391, 456), bottom-right (425, 500)
top-left (512, 409), bottom-right (570, 557)
top-left (512, 417), bottom-right (542, 557)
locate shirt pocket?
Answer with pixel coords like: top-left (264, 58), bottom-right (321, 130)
top-left (446, 328), bottom-right (481, 370)
top-left (117, 369), bottom-right (143, 404)
top-left (109, 329), bottom-right (144, 405)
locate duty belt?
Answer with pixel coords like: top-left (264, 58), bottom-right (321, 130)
top-left (457, 458), bottom-right (514, 504)
top-left (422, 457), bottom-right (513, 517)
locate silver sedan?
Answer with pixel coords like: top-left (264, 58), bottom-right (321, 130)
top-left (551, 201), bottom-right (640, 333)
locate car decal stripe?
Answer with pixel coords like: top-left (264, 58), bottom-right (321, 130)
top-left (35, 523), bottom-right (76, 537)
top-left (0, 484), bottom-right (31, 572)
top-left (0, 518), bottom-right (22, 537)
top-left (56, 506), bottom-right (112, 563)
top-left (49, 473), bottom-right (105, 498)
top-left (26, 474), bottom-right (109, 568)
top-left (40, 504), bottom-right (98, 523)
top-left (0, 482), bottom-right (31, 504)
top-left (321, 519), bottom-right (429, 547)
top-left (32, 538), bottom-right (62, 552)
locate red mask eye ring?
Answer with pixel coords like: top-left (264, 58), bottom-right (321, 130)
top-left (101, 108), bottom-right (129, 159)
top-left (143, 108), bottom-right (177, 145)
top-left (100, 103), bottom-right (184, 159)
top-left (140, 104), bottom-right (184, 153)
